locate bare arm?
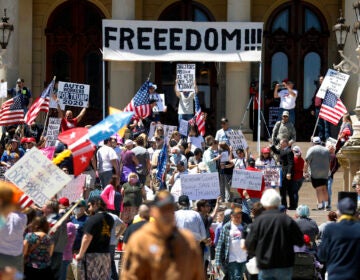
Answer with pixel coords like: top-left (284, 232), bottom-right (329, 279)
top-left (75, 233), bottom-right (93, 260)
top-left (76, 107), bottom-right (87, 123)
top-left (174, 80), bottom-right (181, 98)
top-left (273, 84), bottom-right (280, 98)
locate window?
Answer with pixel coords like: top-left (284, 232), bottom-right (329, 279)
top-left (271, 9), bottom-right (289, 32)
top-left (303, 52), bottom-right (320, 109)
top-left (271, 52), bottom-right (288, 84)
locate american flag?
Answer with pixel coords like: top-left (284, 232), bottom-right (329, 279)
top-left (319, 90), bottom-right (347, 125)
top-left (189, 94), bottom-right (206, 136)
top-left (24, 78), bottom-right (55, 125)
top-left (0, 95), bottom-right (25, 126)
top-left (123, 80), bottom-right (152, 119)
top-left (156, 143), bottom-right (168, 190)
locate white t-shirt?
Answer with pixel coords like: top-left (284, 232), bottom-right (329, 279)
top-left (96, 145), bottom-right (118, 172)
top-left (188, 135), bottom-right (204, 152)
top-left (232, 157), bottom-right (246, 169)
top-left (228, 222), bottom-right (248, 263)
top-left (178, 92), bottom-right (195, 114)
top-left (278, 89), bottom-right (298, 109)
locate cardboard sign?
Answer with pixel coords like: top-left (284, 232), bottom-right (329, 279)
top-left (231, 169), bottom-right (263, 191)
top-left (45, 117), bottom-right (62, 147)
top-left (177, 64), bottom-right (196, 91)
top-left (152, 93), bottom-right (165, 112)
top-left (179, 119), bottom-right (188, 136)
top-left (225, 129), bottom-right (248, 154)
top-left (57, 174), bottom-right (86, 203)
top-left (316, 69), bottom-right (350, 98)
top-left (5, 147), bottom-right (72, 206)
top-left (164, 125), bottom-right (177, 141)
top-left (102, 20), bottom-right (263, 62)
top-left (180, 173), bottom-right (220, 200)
top-left (0, 82), bottom-right (7, 98)
top-left (58, 81), bottom-right (90, 108)
top-left (256, 165), bottom-right (282, 188)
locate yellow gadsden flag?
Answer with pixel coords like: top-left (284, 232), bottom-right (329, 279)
top-left (109, 106), bottom-right (127, 137)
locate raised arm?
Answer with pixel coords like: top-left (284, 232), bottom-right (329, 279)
top-left (174, 79), bottom-right (181, 98)
top-left (76, 107), bottom-right (87, 123)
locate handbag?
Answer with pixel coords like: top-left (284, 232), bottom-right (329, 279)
top-left (245, 257), bottom-right (259, 275)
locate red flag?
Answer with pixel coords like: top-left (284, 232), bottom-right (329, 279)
top-left (58, 127), bottom-right (89, 147)
top-left (0, 96), bottom-right (25, 126)
top-left (319, 91), bottom-right (347, 125)
top-left (71, 140), bottom-right (95, 176)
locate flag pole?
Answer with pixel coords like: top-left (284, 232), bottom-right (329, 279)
top-left (311, 114), bottom-right (320, 139)
top-left (147, 72), bottom-right (151, 81)
top-left (41, 76), bottom-right (56, 137)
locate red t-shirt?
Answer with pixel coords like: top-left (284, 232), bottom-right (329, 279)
top-left (293, 155), bottom-right (305, 181)
top-left (60, 117), bottom-right (78, 132)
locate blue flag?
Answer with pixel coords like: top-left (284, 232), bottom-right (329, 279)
top-left (156, 143), bottom-right (168, 190)
top-left (88, 111), bottom-right (134, 145)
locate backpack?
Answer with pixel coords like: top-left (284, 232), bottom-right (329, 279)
top-left (292, 252), bottom-right (317, 280)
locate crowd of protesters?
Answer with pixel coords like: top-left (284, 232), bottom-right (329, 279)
top-left (0, 77), bottom-right (359, 280)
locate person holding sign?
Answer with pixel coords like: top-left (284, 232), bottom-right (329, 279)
top-left (174, 79), bottom-right (197, 124)
top-left (57, 103), bottom-right (86, 132)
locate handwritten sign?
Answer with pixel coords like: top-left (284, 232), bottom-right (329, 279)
top-left (256, 165), bottom-right (282, 188)
top-left (164, 125), bottom-right (177, 141)
top-left (176, 64), bottom-right (196, 91)
top-left (57, 174), bottom-right (86, 203)
top-left (316, 69), bottom-right (349, 98)
top-left (231, 169), bottom-right (263, 191)
top-left (45, 117), bottom-right (61, 147)
top-left (58, 81), bottom-right (90, 108)
top-left (225, 129), bottom-right (248, 155)
top-left (179, 120), bottom-right (188, 136)
top-left (180, 173), bottom-right (220, 200)
top-left (152, 93), bottom-right (165, 112)
top-left (5, 147), bottom-right (72, 206)
top-left (0, 81), bottom-right (7, 98)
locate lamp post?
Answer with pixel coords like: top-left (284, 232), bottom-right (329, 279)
top-left (333, 7), bottom-right (360, 190)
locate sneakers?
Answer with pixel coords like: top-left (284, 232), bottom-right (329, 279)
top-left (325, 206), bottom-right (331, 211)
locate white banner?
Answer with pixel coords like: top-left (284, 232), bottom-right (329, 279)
top-left (102, 20), bottom-right (263, 62)
top-left (5, 147), bottom-right (72, 206)
top-left (316, 69), bottom-right (350, 98)
top-left (58, 81), bottom-right (90, 108)
top-left (57, 174), bottom-right (86, 203)
top-left (0, 82), bottom-right (7, 98)
top-left (231, 169), bottom-right (263, 191)
top-left (225, 129), bottom-right (248, 156)
top-left (45, 117), bottom-right (62, 147)
top-left (177, 64), bottom-right (196, 91)
top-left (180, 173), bottom-right (220, 200)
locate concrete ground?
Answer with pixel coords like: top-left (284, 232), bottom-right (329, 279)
top-left (244, 138), bottom-right (345, 226)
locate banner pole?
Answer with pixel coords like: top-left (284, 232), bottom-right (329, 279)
top-left (257, 62), bottom-right (262, 155)
top-left (102, 60), bottom-right (106, 120)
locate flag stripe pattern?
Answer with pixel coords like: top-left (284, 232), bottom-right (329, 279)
top-left (0, 95), bottom-right (25, 126)
top-left (189, 94), bottom-right (206, 136)
top-left (319, 90), bottom-right (347, 125)
top-left (19, 194), bottom-right (34, 209)
top-left (25, 79), bottom-right (55, 125)
top-left (123, 80), bottom-right (152, 119)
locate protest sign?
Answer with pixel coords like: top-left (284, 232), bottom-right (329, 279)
top-left (256, 165), bottom-right (282, 188)
top-left (316, 69), bottom-right (350, 98)
top-left (179, 119), bottom-right (188, 136)
top-left (170, 179), bottom-right (182, 202)
top-left (58, 81), bottom-right (90, 108)
top-left (45, 117), bottom-right (62, 147)
top-left (49, 96), bottom-right (65, 110)
top-left (152, 93), bottom-right (165, 112)
top-left (231, 169), bottom-right (263, 191)
top-left (225, 129), bottom-right (248, 156)
top-left (176, 64), bottom-right (196, 91)
top-left (164, 125), bottom-right (177, 141)
top-left (57, 174), bottom-right (86, 203)
top-left (5, 147), bottom-right (72, 206)
top-left (180, 173), bottom-right (220, 200)
top-left (147, 122), bottom-right (157, 140)
top-left (0, 81), bottom-right (7, 98)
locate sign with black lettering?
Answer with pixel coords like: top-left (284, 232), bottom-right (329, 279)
top-left (102, 20), bottom-right (263, 62)
top-left (232, 169), bottom-right (263, 191)
top-left (45, 117), bottom-right (61, 147)
top-left (177, 64), bottom-right (195, 91)
top-left (58, 82), bottom-right (90, 108)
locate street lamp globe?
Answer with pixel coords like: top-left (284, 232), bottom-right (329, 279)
top-left (333, 10), bottom-right (350, 50)
top-left (0, 9), bottom-right (14, 50)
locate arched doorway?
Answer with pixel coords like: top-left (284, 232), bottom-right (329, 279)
top-left (156, 1), bottom-right (218, 135)
top-left (264, 1), bottom-right (329, 140)
top-left (45, 0), bottom-right (105, 125)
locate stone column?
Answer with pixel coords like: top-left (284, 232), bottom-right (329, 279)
top-left (226, 0), bottom-right (251, 130)
top-left (110, 0), bottom-right (135, 110)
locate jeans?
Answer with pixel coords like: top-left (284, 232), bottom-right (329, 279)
top-left (259, 267), bottom-right (293, 280)
top-left (242, 198), bottom-right (260, 215)
top-left (99, 170), bottom-right (113, 188)
top-left (219, 173), bottom-right (232, 202)
top-left (109, 245), bottom-right (118, 280)
top-left (228, 261), bottom-right (246, 280)
top-left (59, 260), bottom-right (71, 280)
top-left (293, 178), bottom-right (304, 208)
top-left (327, 176), bottom-right (333, 207)
top-left (315, 107), bottom-right (331, 141)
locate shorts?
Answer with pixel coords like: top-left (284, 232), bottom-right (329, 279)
top-left (311, 177), bottom-right (327, 188)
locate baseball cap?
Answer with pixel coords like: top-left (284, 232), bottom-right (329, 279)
top-left (76, 200), bottom-right (87, 208)
top-left (152, 190), bottom-right (175, 208)
top-left (292, 145), bottom-right (302, 155)
top-left (58, 197), bottom-right (70, 207)
top-left (261, 147), bottom-right (270, 153)
top-left (282, 111), bottom-right (289, 117)
top-left (220, 117), bottom-right (228, 123)
top-left (337, 197), bottom-right (356, 215)
top-left (178, 194), bottom-right (190, 206)
top-left (312, 136), bottom-right (321, 145)
top-left (125, 139), bottom-right (134, 146)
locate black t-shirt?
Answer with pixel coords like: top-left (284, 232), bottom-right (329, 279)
top-left (84, 212), bottom-right (114, 253)
top-left (123, 220), bottom-right (147, 244)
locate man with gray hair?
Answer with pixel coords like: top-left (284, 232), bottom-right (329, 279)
top-left (245, 189), bottom-right (304, 280)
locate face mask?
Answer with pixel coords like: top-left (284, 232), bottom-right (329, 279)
top-left (129, 178), bottom-right (138, 184)
top-left (73, 208), bottom-right (81, 216)
top-left (0, 215), bottom-right (6, 229)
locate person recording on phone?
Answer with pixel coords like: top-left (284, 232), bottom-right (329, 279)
top-left (274, 79), bottom-right (298, 125)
